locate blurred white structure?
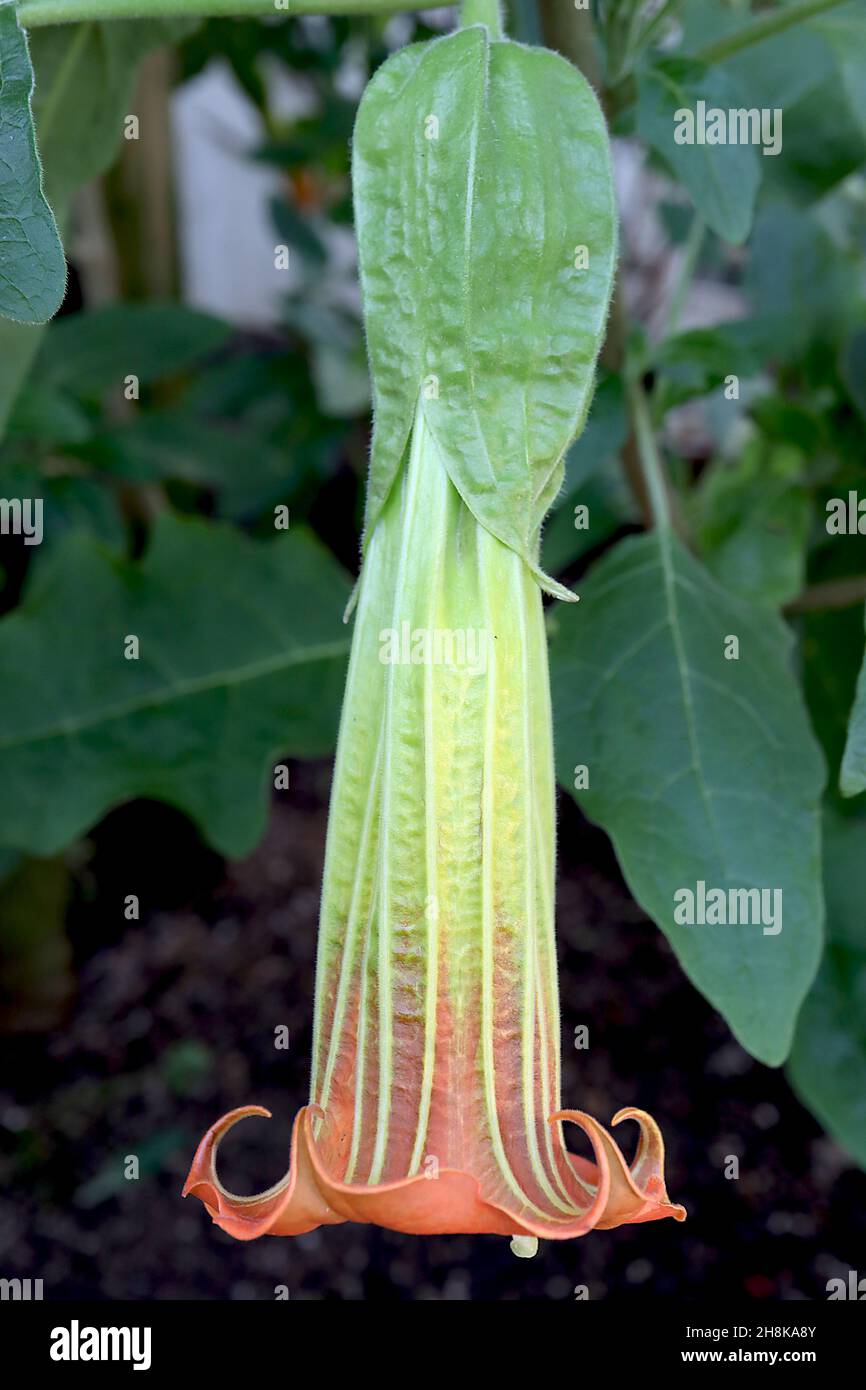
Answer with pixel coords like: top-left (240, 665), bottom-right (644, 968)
top-left (171, 59), bottom-right (306, 328)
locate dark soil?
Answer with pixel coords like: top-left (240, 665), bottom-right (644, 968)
top-left (1, 762), bottom-right (863, 1301)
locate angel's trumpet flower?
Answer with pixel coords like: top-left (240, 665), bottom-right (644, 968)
top-left (183, 405), bottom-right (684, 1242)
top-left (184, 17), bottom-right (684, 1247)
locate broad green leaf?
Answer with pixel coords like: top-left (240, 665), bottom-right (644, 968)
top-left (788, 809), bottom-right (866, 1169)
top-left (801, 537), bottom-right (866, 797)
top-left (541, 470), bottom-right (634, 576)
top-left (270, 196), bottom-right (328, 268)
top-left (0, 2), bottom-right (65, 323)
top-left (558, 371), bottom-right (628, 495)
top-left (0, 460), bottom-right (125, 555)
top-left (310, 340), bottom-right (372, 419)
top-left (549, 531), bottom-right (826, 1065)
top-left (65, 410), bottom-right (295, 521)
top-left (811, 1), bottom-right (866, 140)
top-left (691, 440), bottom-right (811, 608)
top-left (69, 414), bottom-right (264, 484)
top-left (840, 606), bottom-right (866, 797)
top-left (542, 375), bottom-right (632, 573)
top-left (35, 303), bottom-right (232, 397)
top-left (841, 328), bottom-right (866, 421)
top-left (31, 18), bottom-right (197, 211)
top-left (5, 382), bottom-right (91, 443)
top-left (746, 202), bottom-right (855, 359)
top-left (713, 15), bottom-right (835, 110)
top-left (762, 72), bottom-right (866, 204)
top-left (0, 17), bottom-right (197, 436)
top-left (636, 59), bottom-right (761, 245)
top-left (353, 26), bottom-right (617, 585)
top-left (803, 604), bottom-right (866, 793)
top-left (0, 516), bottom-right (351, 857)
top-left (651, 319), bottom-right (773, 412)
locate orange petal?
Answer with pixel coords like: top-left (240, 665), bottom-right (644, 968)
top-left (184, 1103), bottom-right (684, 1240)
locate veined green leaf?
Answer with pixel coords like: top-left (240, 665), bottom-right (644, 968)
top-left (841, 328), bottom-right (866, 421)
top-left (840, 606), bottom-right (866, 797)
top-left (691, 439), bottom-right (811, 609)
top-left (0, 516), bottom-right (351, 856)
top-left (352, 24), bottom-right (617, 589)
top-left (811, 1), bottom-right (866, 140)
top-left (788, 808), bottom-right (866, 1169)
top-left (34, 303), bottom-right (232, 396)
top-left (0, 17), bottom-right (198, 437)
top-left (549, 531), bottom-right (826, 1065)
top-left (0, 1), bottom-right (66, 323)
top-left (746, 202), bottom-right (854, 360)
top-left (636, 58), bottom-right (761, 245)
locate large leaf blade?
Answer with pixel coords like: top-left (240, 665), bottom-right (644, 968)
top-left (636, 58), bottom-right (761, 244)
top-left (549, 531), bottom-right (826, 1064)
top-left (0, 2), bottom-right (65, 323)
top-left (788, 810), bottom-right (866, 1168)
top-left (35, 303), bottom-right (232, 395)
top-left (840, 606), bottom-right (866, 797)
top-left (0, 17), bottom-right (197, 436)
top-left (0, 516), bottom-right (351, 856)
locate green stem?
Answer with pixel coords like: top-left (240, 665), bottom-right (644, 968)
top-left (694, 0), bottom-right (848, 66)
top-left (621, 0), bottom-right (651, 71)
top-left (786, 576), bottom-right (866, 615)
top-left (460, 0), bottom-right (503, 37)
top-left (16, 0), bottom-right (410, 26)
top-left (663, 212), bottom-right (704, 341)
top-left (636, 0), bottom-right (682, 56)
top-left (627, 373), bottom-right (672, 532)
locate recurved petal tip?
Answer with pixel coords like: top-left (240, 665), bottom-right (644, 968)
top-left (182, 1104), bottom-right (342, 1240)
top-left (552, 1107), bottom-right (686, 1231)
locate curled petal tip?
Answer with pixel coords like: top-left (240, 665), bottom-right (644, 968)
top-left (551, 1106), bottom-right (686, 1231)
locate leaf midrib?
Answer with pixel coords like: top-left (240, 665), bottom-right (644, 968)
top-left (0, 637), bottom-right (350, 751)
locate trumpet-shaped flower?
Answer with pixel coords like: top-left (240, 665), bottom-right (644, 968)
top-left (184, 405), bottom-right (685, 1242)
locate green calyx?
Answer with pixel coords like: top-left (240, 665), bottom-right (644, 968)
top-left (352, 23), bottom-right (618, 600)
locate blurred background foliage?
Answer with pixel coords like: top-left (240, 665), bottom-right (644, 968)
top-left (0, 0), bottom-right (865, 1298)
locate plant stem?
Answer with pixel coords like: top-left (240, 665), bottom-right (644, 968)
top-left (663, 212), bottom-right (704, 340)
top-left (786, 576), bottom-right (866, 615)
top-left (627, 372), bottom-right (672, 532)
top-left (694, 0), bottom-right (848, 66)
top-left (539, 0), bottom-right (603, 93)
top-left (636, 0), bottom-right (682, 55)
top-left (460, 0), bottom-right (503, 37)
top-left (16, 0), bottom-right (410, 26)
top-left (540, 0), bottom-right (679, 536)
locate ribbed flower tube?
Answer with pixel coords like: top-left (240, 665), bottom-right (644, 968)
top-left (183, 405), bottom-right (685, 1241)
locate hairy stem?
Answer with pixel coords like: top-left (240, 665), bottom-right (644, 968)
top-left (16, 0), bottom-right (410, 26)
top-left (460, 0), bottom-right (503, 38)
